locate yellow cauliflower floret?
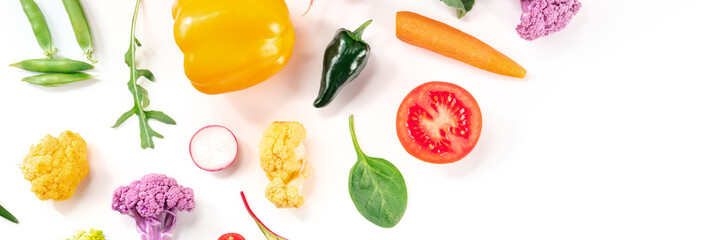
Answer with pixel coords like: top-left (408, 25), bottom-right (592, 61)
top-left (265, 178), bottom-right (304, 208)
top-left (20, 131), bottom-right (89, 201)
top-left (259, 122), bottom-right (312, 208)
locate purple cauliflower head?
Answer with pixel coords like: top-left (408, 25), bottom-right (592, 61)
top-left (516, 0), bottom-right (582, 41)
top-left (112, 173), bottom-right (195, 240)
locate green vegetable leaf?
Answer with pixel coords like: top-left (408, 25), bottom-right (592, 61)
top-left (145, 111), bottom-right (177, 125)
top-left (440, 0), bottom-right (475, 18)
top-left (124, 39), bottom-right (142, 66)
top-left (111, 107), bottom-right (136, 128)
top-left (124, 48), bottom-right (132, 66)
top-left (240, 192), bottom-right (289, 240)
top-left (348, 115), bottom-right (408, 228)
top-left (113, 0), bottom-right (173, 149)
top-left (136, 69), bottom-right (154, 81)
top-left (0, 204), bottom-right (18, 223)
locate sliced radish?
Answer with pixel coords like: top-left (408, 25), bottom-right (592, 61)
top-left (190, 125), bottom-right (238, 171)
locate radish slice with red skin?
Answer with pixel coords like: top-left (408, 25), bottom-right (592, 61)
top-left (190, 125), bottom-right (238, 171)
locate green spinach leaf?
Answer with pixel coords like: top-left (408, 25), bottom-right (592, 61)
top-left (348, 115), bottom-right (408, 228)
top-left (440, 0), bottom-right (475, 18)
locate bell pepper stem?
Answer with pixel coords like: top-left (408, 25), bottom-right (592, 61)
top-left (350, 20), bottom-right (373, 40)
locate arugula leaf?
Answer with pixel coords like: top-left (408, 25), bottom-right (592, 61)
top-left (145, 111), bottom-right (176, 125)
top-left (113, 0), bottom-right (175, 149)
top-left (240, 192), bottom-right (288, 240)
top-left (347, 115), bottom-right (408, 228)
top-left (440, 0), bottom-right (475, 18)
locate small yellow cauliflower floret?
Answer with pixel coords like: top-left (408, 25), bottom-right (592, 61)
top-left (259, 122), bottom-right (312, 208)
top-left (20, 131), bottom-right (89, 201)
top-left (265, 178), bottom-right (304, 208)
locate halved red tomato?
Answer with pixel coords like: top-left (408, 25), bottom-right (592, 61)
top-left (396, 81), bottom-right (482, 164)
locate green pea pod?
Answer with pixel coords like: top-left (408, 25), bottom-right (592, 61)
top-left (0, 204), bottom-right (18, 224)
top-left (62, 0), bottom-right (95, 63)
top-left (23, 72), bottom-right (96, 87)
top-left (19, 0), bottom-right (56, 57)
top-left (11, 58), bottom-right (94, 73)
top-left (313, 20), bottom-right (372, 108)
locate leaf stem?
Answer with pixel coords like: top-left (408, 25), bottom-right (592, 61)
top-left (240, 192), bottom-right (288, 240)
top-left (302, 0), bottom-right (314, 16)
top-left (129, 0), bottom-right (139, 68)
top-left (348, 115), bottom-right (365, 158)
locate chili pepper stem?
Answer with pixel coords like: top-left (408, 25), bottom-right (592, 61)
top-left (350, 20), bottom-right (373, 40)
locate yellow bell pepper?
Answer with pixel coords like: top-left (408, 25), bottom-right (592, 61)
top-left (172, 0), bottom-right (295, 94)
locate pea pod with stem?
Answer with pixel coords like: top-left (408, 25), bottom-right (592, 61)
top-left (112, 0), bottom-right (175, 149)
top-left (62, 0), bottom-right (95, 63)
top-left (11, 58), bottom-right (94, 73)
top-left (19, 0), bottom-right (56, 57)
top-left (22, 72), bottom-right (95, 87)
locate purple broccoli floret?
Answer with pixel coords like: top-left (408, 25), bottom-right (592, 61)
top-left (112, 173), bottom-right (195, 240)
top-left (516, 0), bottom-right (582, 41)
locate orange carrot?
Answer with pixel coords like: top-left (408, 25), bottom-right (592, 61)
top-left (396, 11), bottom-right (527, 78)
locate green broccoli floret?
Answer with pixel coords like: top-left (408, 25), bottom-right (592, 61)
top-left (66, 228), bottom-right (104, 240)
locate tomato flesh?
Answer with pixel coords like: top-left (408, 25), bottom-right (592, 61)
top-left (219, 233), bottom-right (245, 240)
top-left (397, 82), bottom-right (482, 164)
top-left (407, 91), bottom-right (472, 154)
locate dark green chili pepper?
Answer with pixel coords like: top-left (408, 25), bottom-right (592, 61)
top-left (62, 0), bottom-right (95, 63)
top-left (0, 204), bottom-right (18, 224)
top-left (19, 0), bottom-right (56, 57)
top-left (23, 72), bottom-right (96, 87)
top-left (313, 20), bottom-right (373, 108)
top-left (11, 58), bottom-right (94, 73)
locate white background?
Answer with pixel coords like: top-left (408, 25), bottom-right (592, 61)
top-left (1, 0), bottom-right (719, 239)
